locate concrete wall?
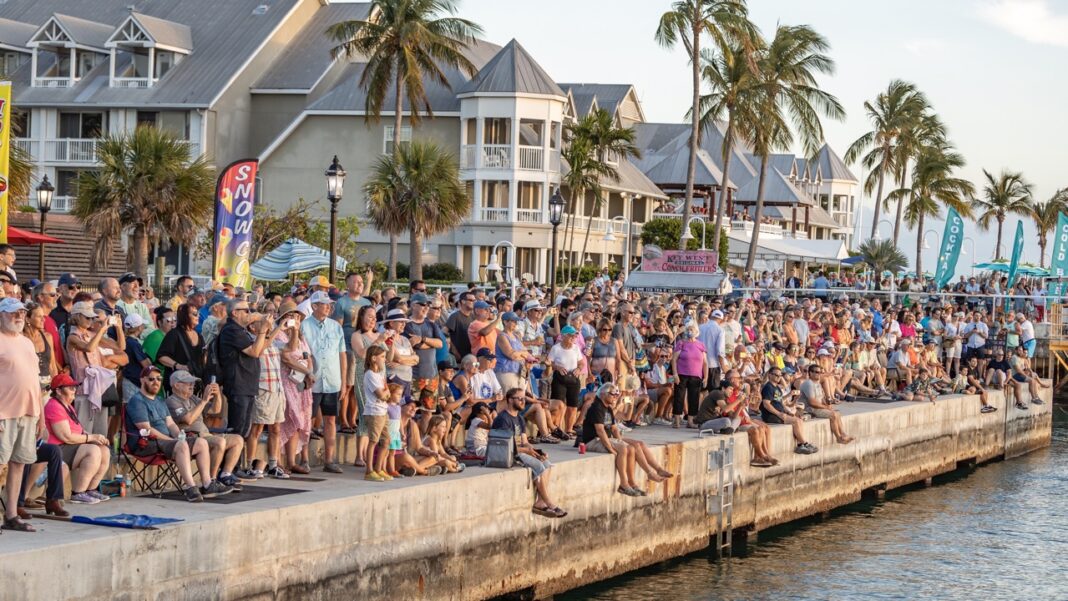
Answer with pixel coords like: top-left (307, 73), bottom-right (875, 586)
top-left (7, 389), bottom-right (1052, 601)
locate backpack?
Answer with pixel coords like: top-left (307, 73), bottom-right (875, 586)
top-left (484, 428), bottom-right (515, 468)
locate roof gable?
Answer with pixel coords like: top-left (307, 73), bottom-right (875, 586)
top-left (818, 143), bottom-right (857, 182)
top-left (30, 13), bottom-right (112, 50)
top-left (457, 39), bottom-right (564, 97)
top-left (105, 13), bottom-right (193, 53)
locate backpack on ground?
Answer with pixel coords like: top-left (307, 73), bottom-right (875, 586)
top-left (485, 428), bottom-right (515, 468)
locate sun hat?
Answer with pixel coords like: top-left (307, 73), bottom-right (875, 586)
top-left (382, 308), bottom-right (409, 323)
top-left (308, 275), bottom-right (331, 288)
top-left (309, 290), bottom-right (334, 305)
top-left (70, 301), bottom-right (96, 318)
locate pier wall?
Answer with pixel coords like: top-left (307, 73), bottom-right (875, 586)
top-left (9, 389), bottom-right (1053, 601)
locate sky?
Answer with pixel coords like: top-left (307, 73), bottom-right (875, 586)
top-left (341, 0), bottom-right (1067, 271)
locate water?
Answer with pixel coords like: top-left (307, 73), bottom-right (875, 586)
top-left (559, 408), bottom-right (1068, 601)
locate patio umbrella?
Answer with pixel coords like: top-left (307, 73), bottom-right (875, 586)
top-left (250, 238), bottom-right (347, 281)
top-left (973, 262), bottom-right (1009, 272)
top-left (6, 226), bottom-right (65, 245)
top-left (1018, 266), bottom-right (1049, 277)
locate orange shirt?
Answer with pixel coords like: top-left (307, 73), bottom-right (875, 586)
top-left (0, 333), bottom-right (42, 420)
top-left (468, 320), bottom-right (498, 355)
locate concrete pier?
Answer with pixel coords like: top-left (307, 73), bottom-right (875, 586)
top-left (2, 387), bottom-right (1053, 601)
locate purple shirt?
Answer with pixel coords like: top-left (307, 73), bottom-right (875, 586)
top-left (674, 340), bottom-right (707, 377)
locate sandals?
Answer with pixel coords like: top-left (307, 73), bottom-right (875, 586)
top-left (289, 464), bottom-right (311, 475)
top-left (532, 505), bottom-right (567, 518)
top-left (2, 517), bottom-right (36, 532)
top-left (656, 468), bottom-right (675, 479)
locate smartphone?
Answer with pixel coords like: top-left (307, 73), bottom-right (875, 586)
top-left (210, 376), bottom-right (217, 385)
top-left (285, 319), bottom-right (296, 329)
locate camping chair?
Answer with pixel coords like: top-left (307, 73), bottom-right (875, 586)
top-left (118, 406), bottom-right (184, 497)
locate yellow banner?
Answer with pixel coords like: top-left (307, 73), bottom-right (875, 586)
top-left (0, 82), bottom-right (10, 244)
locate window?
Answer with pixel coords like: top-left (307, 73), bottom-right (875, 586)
top-left (481, 181), bottom-right (509, 208)
top-left (464, 119), bottom-right (476, 145)
top-left (11, 110), bottom-right (29, 138)
top-left (383, 125), bottom-right (411, 154)
top-left (482, 118), bottom-right (510, 145)
top-left (1, 52), bottom-right (26, 76)
top-left (59, 112), bottom-right (105, 138)
top-left (155, 51), bottom-right (180, 78)
top-left (518, 119), bottom-right (543, 147)
top-left (517, 182), bottom-right (541, 209)
top-left (549, 122), bottom-right (560, 150)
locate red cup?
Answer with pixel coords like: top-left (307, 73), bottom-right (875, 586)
top-left (578, 443), bottom-right (586, 454)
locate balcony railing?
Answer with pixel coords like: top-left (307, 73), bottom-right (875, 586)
top-left (480, 144), bottom-right (511, 168)
top-left (516, 208), bottom-right (543, 223)
top-left (13, 139), bottom-right (38, 158)
top-left (517, 145), bottom-right (543, 171)
top-left (51, 196), bottom-right (74, 213)
top-left (16, 138), bottom-right (201, 164)
top-left (33, 77), bottom-right (72, 88)
top-left (730, 220), bottom-right (787, 238)
top-left (112, 77), bottom-right (153, 89)
top-left (478, 207), bottom-right (509, 222)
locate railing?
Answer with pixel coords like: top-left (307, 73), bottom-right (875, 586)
top-left (43, 138), bottom-right (100, 164)
top-left (112, 77), bottom-right (153, 89)
top-left (548, 149), bottom-right (561, 173)
top-left (478, 207), bottom-right (509, 222)
top-left (33, 77), bottom-right (72, 88)
top-left (13, 139), bottom-right (38, 158)
top-left (480, 144), bottom-right (511, 168)
top-left (782, 230), bottom-right (809, 240)
top-left (460, 145), bottom-right (478, 169)
top-left (51, 196), bottom-right (74, 213)
top-left (516, 208), bottom-right (543, 223)
top-left (517, 145), bottom-right (544, 171)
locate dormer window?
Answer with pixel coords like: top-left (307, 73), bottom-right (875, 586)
top-left (105, 12), bottom-right (191, 89)
top-left (28, 14), bottom-right (111, 88)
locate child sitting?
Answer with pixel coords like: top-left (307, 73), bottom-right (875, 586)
top-left (464, 402), bottom-right (492, 458)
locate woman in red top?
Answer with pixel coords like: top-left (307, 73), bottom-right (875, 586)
top-left (43, 374), bottom-right (111, 504)
top-left (722, 371), bottom-right (777, 467)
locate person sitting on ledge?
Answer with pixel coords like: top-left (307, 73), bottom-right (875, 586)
top-left (984, 349), bottom-right (1011, 390)
top-left (799, 364), bottom-right (854, 445)
top-left (493, 387), bottom-right (566, 518)
top-left (1008, 345), bottom-right (1049, 409)
top-left (165, 370), bottom-right (245, 490)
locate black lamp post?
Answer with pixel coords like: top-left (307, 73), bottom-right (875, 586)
top-left (35, 175), bottom-right (54, 280)
top-left (548, 188), bottom-right (565, 303)
top-left (324, 155), bottom-right (346, 284)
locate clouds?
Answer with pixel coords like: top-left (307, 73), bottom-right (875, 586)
top-left (979, 0), bottom-right (1068, 47)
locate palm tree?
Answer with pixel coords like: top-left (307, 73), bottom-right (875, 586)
top-left (889, 109), bottom-right (942, 244)
top-left (328, 0), bottom-right (483, 280)
top-left (655, 0), bottom-right (751, 249)
top-left (887, 142), bottom-right (974, 274)
top-left (975, 169), bottom-right (1034, 260)
top-left (364, 141), bottom-right (469, 279)
top-left (1031, 189), bottom-right (1068, 268)
top-left (743, 24), bottom-right (845, 271)
top-left (857, 238), bottom-right (908, 289)
top-left (844, 80), bottom-right (927, 238)
top-left (73, 126), bottom-right (215, 279)
top-left (693, 42), bottom-right (761, 254)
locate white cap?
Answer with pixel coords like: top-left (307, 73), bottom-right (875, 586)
top-left (123, 314), bottom-right (145, 329)
top-left (711, 310), bottom-right (724, 319)
top-left (817, 348), bottom-right (831, 356)
top-left (309, 290), bottom-right (334, 305)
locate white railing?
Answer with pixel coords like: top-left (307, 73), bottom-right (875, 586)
top-left (13, 139), bottom-right (38, 158)
top-left (51, 196), bottom-right (74, 213)
top-left (516, 208), bottom-right (543, 223)
top-left (782, 230), bottom-right (809, 240)
top-left (33, 77), bottom-right (72, 88)
top-left (460, 144), bottom-right (478, 169)
top-left (112, 77), bottom-right (153, 89)
top-left (480, 144), bottom-right (511, 168)
top-left (517, 145), bottom-right (544, 171)
top-left (478, 207), bottom-right (509, 222)
top-left (42, 139), bottom-right (100, 164)
top-left (730, 220), bottom-right (785, 238)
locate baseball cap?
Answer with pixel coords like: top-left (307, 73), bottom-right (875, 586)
top-left (817, 348), bottom-right (831, 356)
top-left (437, 357), bottom-right (459, 371)
top-left (523, 300), bottom-right (543, 312)
top-left (561, 325), bottom-right (578, 336)
top-left (58, 273), bottom-right (80, 287)
top-left (50, 373), bottom-right (79, 390)
top-left (473, 300), bottom-right (491, 310)
top-left (170, 369), bottom-right (201, 386)
top-left (70, 301), bottom-right (96, 318)
top-left (308, 275), bottom-right (331, 288)
top-left (118, 272), bottom-right (143, 286)
top-left (475, 348), bottom-right (495, 359)
top-left (383, 308), bottom-right (408, 323)
top-left (309, 290), bottom-right (334, 305)
top-left (123, 314), bottom-right (145, 329)
top-left (410, 293), bottom-right (430, 305)
top-left (711, 310), bottom-right (724, 319)
top-left (0, 270), bottom-right (15, 284)
top-left (0, 298), bottom-right (25, 313)
top-left (501, 311), bottom-right (520, 322)
top-left (140, 365), bottom-right (162, 380)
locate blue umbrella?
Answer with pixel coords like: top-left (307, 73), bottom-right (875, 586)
top-left (841, 255), bottom-right (865, 265)
top-left (973, 261), bottom-right (1009, 272)
top-left (1018, 266), bottom-right (1049, 277)
top-left (250, 238), bottom-right (348, 281)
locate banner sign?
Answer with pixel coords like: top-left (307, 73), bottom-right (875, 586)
top-left (0, 82), bottom-right (11, 244)
top-left (1006, 220), bottom-right (1024, 288)
top-left (640, 246), bottom-right (718, 273)
top-left (934, 207), bottom-right (964, 290)
top-left (1049, 212), bottom-right (1068, 299)
top-left (212, 159), bottom-right (258, 288)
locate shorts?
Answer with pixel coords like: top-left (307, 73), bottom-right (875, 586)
top-left (516, 452), bottom-right (553, 480)
top-left (228, 394), bottom-right (257, 438)
top-left (699, 417), bottom-right (731, 432)
top-left (1023, 339), bottom-right (1037, 358)
top-left (705, 367), bottom-right (722, 391)
top-left (59, 443), bottom-right (84, 466)
top-left (586, 438), bottom-right (628, 454)
top-left (497, 371), bottom-right (526, 395)
top-left (1012, 373), bottom-right (1028, 383)
top-left (810, 408), bottom-right (836, 420)
top-left (364, 414), bottom-right (389, 448)
top-left (388, 419), bottom-right (402, 450)
top-left (945, 342), bottom-right (962, 360)
top-left (252, 389), bottom-right (287, 425)
top-left (312, 392), bottom-right (340, 418)
top-left (551, 372), bottom-right (581, 408)
top-left (0, 416), bottom-right (39, 464)
top-left (132, 438), bottom-right (182, 460)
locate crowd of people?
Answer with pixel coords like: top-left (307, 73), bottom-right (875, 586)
top-left (0, 257), bottom-right (1053, 532)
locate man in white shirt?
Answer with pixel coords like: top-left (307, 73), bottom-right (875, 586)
top-left (721, 306), bottom-right (742, 354)
top-left (1016, 313), bottom-right (1037, 358)
top-left (960, 311), bottom-right (989, 372)
top-left (698, 309), bottom-right (726, 390)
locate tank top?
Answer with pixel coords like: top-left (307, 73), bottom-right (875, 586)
top-left (34, 334), bottom-right (51, 378)
top-left (495, 331), bottom-right (522, 375)
top-left (592, 337), bottom-right (617, 360)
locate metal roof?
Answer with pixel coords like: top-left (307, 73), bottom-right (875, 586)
top-left (43, 13), bottom-right (114, 49)
top-left (562, 157), bottom-right (668, 200)
top-left (253, 2), bottom-right (371, 91)
top-left (457, 39), bottom-right (565, 97)
top-left (734, 164), bottom-right (813, 206)
top-left (0, 18), bottom-right (36, 48)
top-left (126, 12), bottom-right (193, 52)
top-left (4, 0), bottom-right (303, 107)
top-left (559, 83), bottom-right (632, 118)
top-left (818, 143), bottom-right (857, 182)
top-left (757, 204), bottom-right (841, 229)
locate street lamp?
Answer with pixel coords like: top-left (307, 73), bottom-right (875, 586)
top-left (922, 228), bottom-right (939, 250)
top-left (486, 240), bottom-right (517, 300)
top-left (873, 218), bottom-right (894, 241)
top-left (963, 237), bottom-right (976, 274)
top-left (324, 155), bottom-right (346, 284)
top-left (35, 175), bottom-right (54, 280)
top-left (680, 215), bottom-right (708, 249)
top-left (548, 188), bottom-right (565, 303)
top-left (603, 215), bottom-right (632, 279)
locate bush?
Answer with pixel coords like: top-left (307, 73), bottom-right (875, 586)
top-left (557, 264), bottom-right (620, 285)
top-left (638, 217), bottom-right (729, 270)
top-left (395, 262), bottom-right (410, 280)
top-left (422, 262), bottom-right (464, 282)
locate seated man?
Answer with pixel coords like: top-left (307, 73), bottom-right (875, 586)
top-left (760, 369), bottom-right (817, 454)
top-left (125, 366), bottom-right (232, 502)
top-left (1009, 346), bottom-right (1049, 409)
top-left (984, 348), bottom-right (1012, 389)
top-left (581, 383), bottom-right (644, 497)
top-left (799, 365), bottom-right (854, 445)
top-left (165, 370), bottom-right (245, 489)
top-left (493, 388), bottom-right (566, 518)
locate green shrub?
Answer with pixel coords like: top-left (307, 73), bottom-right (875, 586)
top-left (422, 262), bottom-right (464, 281)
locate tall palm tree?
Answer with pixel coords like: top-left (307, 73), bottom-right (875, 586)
top-left (975, 169), bottom-right (1034, 260)
top-left (1030, 189), bottom-right (1067, 268)
top-left (887, 142), bottom-right (974, 274)
top-left (857, 238), bottom-right (908, 290)
top-left (559, 138), bottom-right (608, 285)
top-left (743, 24), bottom-right (845, 271)
top-left (844, 80), bottom-right (926, 238)
top-left (693, 41), bottom-right (761, 254)
top-left (73, 126), bottom-right (215, 279)
top-left (328, 0), bottom-right (483, 280)
top-left (655, 0), bottom-right (751, 250)
top-left (364, 141), bottom-right (469, 279)
top-left (889, 109), bottom-right (942, 244)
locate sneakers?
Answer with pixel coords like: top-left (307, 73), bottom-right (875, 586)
top-left (201, 480), bottom-right (234, 499)
top-left (377, 471), bottom-right (393, 481)
top-left (1032, 398), bottom-right (1044, 405)
top-left (87, 490), bottom-right (111, 502)
top-left (399, 467), bottom-right (416, 477)
top-left (718, 427), bottom-right (735, 435)
top-left (364, 472), bottom-right (385, 482)
top-left (323, 463), bottom-right (343, 474)
top-left (232, 468), bottom-right (257, 481)
top-left (184, 486), bottom-right (204, 503)
top-left (217, 474), bottom-right (244, 491)
top-left (794, 442), bottom-right (818, 455)
top-left (266, 465), bottom-right (290, 479)
top-left (652, 418), bottom-right (672, 426)
top-left (427, 466), bottom-right (443, 476)
top-left (1016, 402), bottom-right (1028, 410)
top-left (617, 486), bottom-right (642, 497)
top-left (981, 405), bottom-right (997, 414)
top-left (69, 491), bottom-right (100, 504)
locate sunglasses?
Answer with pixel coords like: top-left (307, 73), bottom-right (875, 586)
top-left (599, 328), bottom-right (611, 333)
top-left (144, 376), bottom-right (163, 383)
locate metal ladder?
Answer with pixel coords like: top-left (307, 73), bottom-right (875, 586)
top-left (705, 437), bottom-right (735, 558)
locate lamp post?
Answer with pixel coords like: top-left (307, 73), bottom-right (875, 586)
top-left (324, 156), bottom-right (346, 284)
top-left (486, 240), bottom-right (517, 300)
top-left (962, 237), bottom-right (976, 275)
top-left (602, 215), bottom-right (632, 279)
top-left (35, 175), bottom-right (54, 280)
top-left (922, 228), bottom-right (939, 250)
top-left (679, 215), bottom-right (708, 249)
top-left (548, 188), bottom-right (565, 303)
top-left (873, 218), bottom-right (894, 241)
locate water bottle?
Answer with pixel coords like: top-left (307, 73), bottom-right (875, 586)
top-left (115, 474), bottom-right (126, 498)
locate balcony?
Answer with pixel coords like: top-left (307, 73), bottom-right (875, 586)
top-left (51, 196), bottom-right (75, 213)
top-left (33, 77), bottom-right (72, 88)
top-left (516, 208), bottom-right (543, 223)
top-left (478, 207), bottom-right (509, 222)
top-left (460, 144), bottom-right (559, 172)
top-left (112, 77), bottom-right (153, 89)
top-left (15, 138), bottom-right (201, 164)
top-left (517, 146), bottom-right (543, 171)
top-left (730, 220), bottom-right (787, 238)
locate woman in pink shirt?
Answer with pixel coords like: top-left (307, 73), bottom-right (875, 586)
top-left (43, 374), bottom-right (111, 504)
top-left (671, 323), bottom-right (708, 429)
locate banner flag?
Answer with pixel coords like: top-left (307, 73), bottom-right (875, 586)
top-left (212, 159), bottom-right (258, 288)
top-left (0, 82), bottom-right (12, 243)
top-left (1048, 212), bottom-right (1068, 299)
top-left (1006, 220), bottom-right (1024, 288)
top-left (934, 207), bottom-right (964, 290)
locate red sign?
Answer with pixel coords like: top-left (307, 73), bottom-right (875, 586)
top-left (641, 248), bottom-right (718, 273)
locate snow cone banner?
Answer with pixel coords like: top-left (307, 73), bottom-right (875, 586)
top-left (0, 82), bottom-right (11, 244)
top-left (1049, 212), bottom-right (1068, 299)
top-left (212, 159), bottom-right (258, 288)
top-left (934, 207), bottom-right (964, 290)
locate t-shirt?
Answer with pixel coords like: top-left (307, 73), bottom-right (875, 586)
top-left (44, 397), bottom-right (83, 445)
top-left (468, 320), bottom-right (498, 356)
top-left (987, 358), bottom-right (1011, 372)
top-left (469, 369), bottom-right (502, 400)
top-left (125, 391), bottom-right (171, 448)
top-left (674, 340), bottom-right (707, 377)
top-left (445, 310), bottom-right (474, 358)
top-left (333, 294), bottom-right (370, 351)
top-left (219, 321), bottom-right (259, 396)
top-left (386, 334), bottom-right (415, 383)
top-left (405, 319), bottom-right (442, 380)
top-left (142, 328), bottom-right (164, 363)
top-left (164, 394), bottom-right (210, 436)
top-left (760, 382), bottom-right (788, 421)
top-left (363, 370), bottom-right (388, 417)
top-left (1018, 320), bottom-right (1035, 343)
top-left (0, 333), bottom-right (41, 420)
top-left (465, 416), bottom-right (489, 455)
top-left (491, 410), bottom-right (525, 451)
top-left (123, 336), bottom-right (150, 383)
top-left (581, 398), bottom-right (615, 444)
top-left (547, 344), bottom-right (582, 372)
top-left (798, 379), bottom-right (824, 410)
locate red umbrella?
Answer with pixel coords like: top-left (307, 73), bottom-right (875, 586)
top-left (6, 226), bottom-right (65, 245)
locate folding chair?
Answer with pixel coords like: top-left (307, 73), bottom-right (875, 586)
top-left (118, 406), bottom-right (183, 497)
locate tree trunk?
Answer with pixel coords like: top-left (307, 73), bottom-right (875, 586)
top-left (870, 165), bottom-right (886, 238)
top-left (1039, 236), bottom-right (1047, 268)
top-left (915, 211), bottom-right (925, 276)
top-left (892, 170), bottom-right (906, 244)
top-left (564, 187), bottom-right (582, 286)
top-left (387, 73), bottom-right (403, 282)
top-left (679, 22), bottom-right (701, 250)
top-left (576, 191), bottom-right (601, 283)
top-left (744, 155), bottom-right (770, 272)
top-left (409, 227), bottom-right (423, 280)
top-left (994, 214), bottom-right (1004, 260)
top-left (712, 119), bottom-right (734, 254)
top-left (130, 225), bottom-right (150, 282)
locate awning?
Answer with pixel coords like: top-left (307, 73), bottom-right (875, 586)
top-left (726, 232), bottom-right (848, 264)
top-left (7, 226), bottom-right (65, 245)
top-left (624, 271), bottom-right (730, 296)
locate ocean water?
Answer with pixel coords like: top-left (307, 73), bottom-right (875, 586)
top-left (559, 408), bottom-right (1068, 601)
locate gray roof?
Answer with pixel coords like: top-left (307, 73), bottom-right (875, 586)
top-left (4, 0), bottom-right (304, 107)
top-left (741, 204), bottom-right (840, 229)
top-left (253, 2), bottom-right (371, 91)
top-left (559, 83), bottom-right (632, 119)
top-left (568, 91), bottom-right (597, 118)
top-left (734, 165), bottom-right (812, 206)
top-left (457, 39), bottom-right (564, 97)
top-left (560, 156), bottom-right (667, 199)
top-left (43, 13), bottom-right (114, 49)
top-left (127, 12), bottom-right (193, 52)
top-left (818, 143), bottom-right (857, 182)
top-left (308, 38), bottom-right (501, 113)
top-left (0, 18), bottom-right (36, 49)
top-left (631, 122), bottom-right (734, 189)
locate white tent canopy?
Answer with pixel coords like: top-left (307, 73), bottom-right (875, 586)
top-left (725, 233), bottom-right (848, 271)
